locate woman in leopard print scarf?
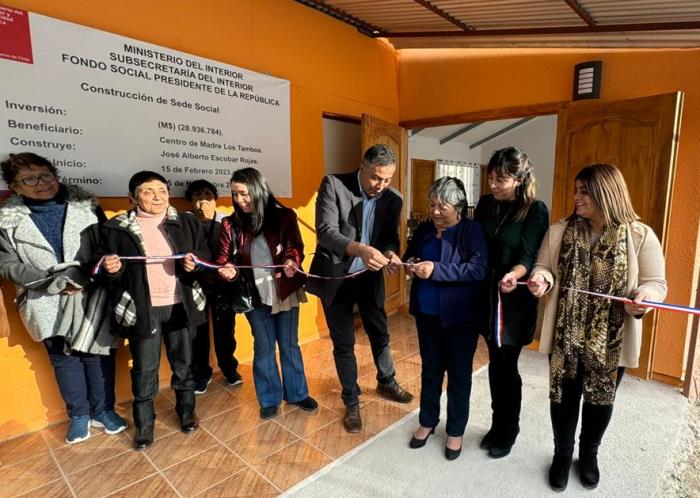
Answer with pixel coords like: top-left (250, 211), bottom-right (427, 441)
top-left (529, 164), bottom-right (667, 492)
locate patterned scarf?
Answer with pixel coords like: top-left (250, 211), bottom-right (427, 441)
top-left (550, 216), bottom-right (628, 405)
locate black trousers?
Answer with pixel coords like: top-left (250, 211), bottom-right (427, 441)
top-left (322, 273), bottom-right (396, 406)
top-left (487, 341), bottom-right (523, 432)
top-left (128, 304), bottom-right (195, 427)
top-left (550, 361), bottom-right (625, 457)
top-left (192, 300), bottom-right (238, 382)
top-left (415, 314), bottom-right (479, 437)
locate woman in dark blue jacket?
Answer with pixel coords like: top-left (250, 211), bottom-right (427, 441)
top-left (403, 177), bottom-right (487, 460)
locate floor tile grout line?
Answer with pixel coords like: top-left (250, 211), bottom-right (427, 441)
top-left (39, 429), bottom-right (78, 498)
top-left (262, 419), bottom-right (336, 460)
top-left (199, 422), bottom-right (282, 494)
top-left (55, 435), bottom-right (133, 479)
top-left (280, 406), bottom-right (419, 497)
top-left (281, 364), bottom-right (490, 497)
top-left (189, 466), bottom-right (254, 498)
top-left (141, 451), bottom-right (184, 498)
top-left (151, 440), bottom-right (221, 473)
top-left (98, 451), bottom-right (174, 498)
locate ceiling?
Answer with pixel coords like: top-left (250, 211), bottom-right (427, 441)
top-left (294, 0), bottom-right (700, 48)
top-left (411, 117), bottom-right (531, 149)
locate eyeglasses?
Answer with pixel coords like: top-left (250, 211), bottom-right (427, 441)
top-left (15, 172), bottom-right (57, 186)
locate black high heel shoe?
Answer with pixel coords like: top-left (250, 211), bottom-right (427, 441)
top-left (409, 427), bottom-right (435, 449)
top-left (445, 443), bottom-right (462, 461)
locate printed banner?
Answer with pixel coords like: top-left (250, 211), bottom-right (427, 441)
top-left (0, 5), bottom-right (292, 196)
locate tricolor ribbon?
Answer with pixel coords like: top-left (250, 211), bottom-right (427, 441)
top-left (92, 254), bottom-right (381, 280)
top-left (493, 281), bottom-right (700, 348)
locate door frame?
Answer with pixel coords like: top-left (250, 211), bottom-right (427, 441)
top-left (401, 98), bottom-right (681, 386)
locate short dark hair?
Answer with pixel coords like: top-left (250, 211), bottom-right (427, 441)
top-left (1, 152), bottom-right (58, 184)
top-left (185, 179), bottom-right (218, 202)
top-left (362, 144), bottom-right (396, 168)
top-left (128, 170), bottom-right (169, 195)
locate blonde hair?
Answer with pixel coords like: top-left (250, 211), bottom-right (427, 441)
top-left (574, 163), bottom-right (639, 227)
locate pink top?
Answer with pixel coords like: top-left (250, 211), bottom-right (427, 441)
top-left (136, 208), bottom-right (181, 306)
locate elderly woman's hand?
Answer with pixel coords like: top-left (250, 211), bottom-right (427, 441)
top-left (217, 263), bottom-right (238, 281)
top-left (405, 257), bottom-right (418, 278)
top-left (528, 273), bottom-right (549, 297)
top-left (183, 253), bottom-right (197, 272)
top-left (102, 255), bottom-right (122, 274)
top-left (384, 251), bottom-right (403, 276)
top-left (624, 291), bottom-right (649, 316)
top-left (413, 261), bottom-right (434, 279)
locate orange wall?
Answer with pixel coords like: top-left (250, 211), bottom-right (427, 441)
top-left (0, 0), bottom-right (399, 440)
top-left (397, 48), bottom-right (700, 381)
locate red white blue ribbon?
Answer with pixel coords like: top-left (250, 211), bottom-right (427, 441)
top-left (92, 254), bottom-right (373, 280)
top-left (494, 281), bottom-right (700, 348)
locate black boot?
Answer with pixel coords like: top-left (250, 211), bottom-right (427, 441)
top-left (579, 446), bottom-right (600, 489)
top-left (488, 424), bottom-right (520, 458)
top-left (480, 426), bottom-right (497, 450)
top-left (549, 399), bottom-right (578, 492)
top-left (180, 411), bottom-right (199, 433)
top-left (549, 453), bottom-right (573, 492)
top-left (134, 424), bottom-right (154, 450)
top-left (578, 402), bottom-right (613, 489)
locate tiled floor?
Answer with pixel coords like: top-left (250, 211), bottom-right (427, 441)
top-left (0, 313), bottom-right (489, 498)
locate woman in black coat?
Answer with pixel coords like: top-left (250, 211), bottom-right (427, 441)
top-left (474, 147), bottom-right (549, 458)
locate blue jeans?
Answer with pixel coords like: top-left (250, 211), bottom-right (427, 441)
top-left (44, 337), bottom-right (116, 418)
top-left (245, 305), bottom-right (309, 408)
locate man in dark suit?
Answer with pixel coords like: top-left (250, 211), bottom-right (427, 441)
top-left (307, 144), bottom-right (414, 433)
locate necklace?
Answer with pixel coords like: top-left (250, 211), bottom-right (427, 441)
top-left (493, 203), bottom-right (510, 235)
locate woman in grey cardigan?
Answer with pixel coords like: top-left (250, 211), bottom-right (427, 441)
top-left (528, 164), bottom-right (666, 491)
top-left (0, 153), bottom-right (126, 444)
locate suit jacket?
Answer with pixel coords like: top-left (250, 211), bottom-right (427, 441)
top-left (306, 170), bottom-right (402, 305)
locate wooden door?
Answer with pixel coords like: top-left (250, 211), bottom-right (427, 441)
top-left (411, 159), bottom-right (435, 222)
top-left (553, 92), bottom-right (684, 379)
top-left (361, 113), bottom-right (408, 314)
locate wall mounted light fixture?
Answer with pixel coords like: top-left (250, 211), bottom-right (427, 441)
top-left (573, 61), bottom-right (602, 100)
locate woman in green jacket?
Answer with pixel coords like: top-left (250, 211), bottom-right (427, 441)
top-left (474, 147), bottom-right (549, 458)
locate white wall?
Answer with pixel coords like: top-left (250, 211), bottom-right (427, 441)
top-left (407, 134), bottom-right (483, 215)
top-left (480, 115), bottom-right (557, 211)
top-left (323, 118), bottom-right (361, 175)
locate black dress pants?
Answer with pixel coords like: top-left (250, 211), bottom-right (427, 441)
top-left (550, 362), bottom-right (625, 457)
top-left (192, 299), bottom-right (238, 382)
top-left (129, 304), bottom-right (195, 427)
top-left (415, 313), bottom-right (479, 437)
top-left (487, 341), bottom-right (523, 434)
top-left (322, 273), bottom-right (396, 406)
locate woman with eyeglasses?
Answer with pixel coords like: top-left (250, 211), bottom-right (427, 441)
top-left (0, 152), bottom-right (126, 444)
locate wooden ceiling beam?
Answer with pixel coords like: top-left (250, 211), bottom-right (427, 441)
top-left (384, 21), bottom-right (700, 37)
top-left (439, 122), bottom-right (483, 144)
top-left (411, 0), bottom-right (474, 32)
top-left (470, 118), bottom-right (534, 149)
top-left (562, 0), bottom-right (596, 27)
top-left (294, 0), bottom-right (383, 36)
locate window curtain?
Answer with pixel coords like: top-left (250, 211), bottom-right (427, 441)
top-left (435, 159), bottom-right (481, 206)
